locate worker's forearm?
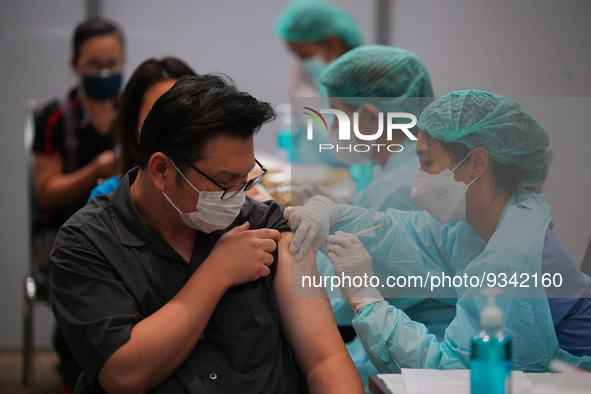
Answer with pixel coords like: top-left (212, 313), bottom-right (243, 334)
top-left (307, 353), bottom-right (365, 394)
top-left (37, 163), bottom-right (101, 209)
top-left (98, 263), bottom-right (230, 394)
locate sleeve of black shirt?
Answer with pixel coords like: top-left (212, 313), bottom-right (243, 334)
top-left (51, 241), bottom-right (143, 389)
top-left (243, 197), bottom-right (291, 233)
top-left (239, 197), bottom-right (291, 282)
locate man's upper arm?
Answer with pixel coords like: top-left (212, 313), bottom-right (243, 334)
top-left (272, 232), bottom-right (350, 375)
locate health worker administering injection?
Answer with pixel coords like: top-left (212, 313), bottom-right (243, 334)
top-left (286, 90), bottom-right (591, 372)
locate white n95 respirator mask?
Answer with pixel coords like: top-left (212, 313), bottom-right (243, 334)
top-left (409, 151), bottom-right (478, 225)
top-left (162, 161), bottom-right (245, 233)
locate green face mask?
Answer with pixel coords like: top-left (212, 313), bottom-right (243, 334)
top-left (302, 55), bottom-right (327, 81)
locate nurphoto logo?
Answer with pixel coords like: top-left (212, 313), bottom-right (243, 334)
top-left (303, 107), bottom-right (417, 154)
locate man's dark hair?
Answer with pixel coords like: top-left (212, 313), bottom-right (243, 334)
top-left (72, 19), bottom-right (125, 60)
top-left (138, 74), bottom-right (276, 172)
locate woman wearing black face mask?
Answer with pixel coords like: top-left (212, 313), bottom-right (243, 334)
top-left (31, 18), bottom-right (125, 394)
top-left (33, 18), bottom-right (125, 214)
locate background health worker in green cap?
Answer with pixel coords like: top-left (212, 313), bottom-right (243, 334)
top-left (314, 45), bottom-right (459, 390)
top-left (286, 90), bottom-right (591, 372)
top-left (275, 0), bottom-right (362, 97)
top-left (275, 0), bottom-right (362, 167)
top-left (318, 45), bottom-right (433, 211)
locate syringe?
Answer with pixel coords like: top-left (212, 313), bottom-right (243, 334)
top-left (352, 224), bottom-right (382, 237)
top-left (319, 224), bottom-right (382, 250)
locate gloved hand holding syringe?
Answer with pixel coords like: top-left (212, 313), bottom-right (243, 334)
top-left (324, 224), bottom-right (384, 313)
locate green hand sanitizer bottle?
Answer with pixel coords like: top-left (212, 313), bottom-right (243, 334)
top-left (470, 292), bottom-right (513, 394)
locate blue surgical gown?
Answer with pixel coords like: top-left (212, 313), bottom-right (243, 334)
top-left (318, 140), bottom-right (455, 391)
top-left (325, 140), bottom-right (455, 336)
top-left (330, 190), bottom-right (591, 372)
top-left (542, 228), bottom-right (591, 357)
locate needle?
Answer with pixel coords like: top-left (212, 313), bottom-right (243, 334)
top-left (352, 224), bottom-right (383, 237)
top-left (318, 224), bottom-right (382, 250)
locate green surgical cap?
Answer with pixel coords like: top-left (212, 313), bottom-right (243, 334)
top-left (318, 45), bottom-right (433, 114)
top-left (418, 90), bottom-right (550, 187)
top-left (275, 0), bottom-right (362, 49)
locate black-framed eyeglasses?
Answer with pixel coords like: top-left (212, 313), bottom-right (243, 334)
top-left (181, 158), bottom-right (268, 200)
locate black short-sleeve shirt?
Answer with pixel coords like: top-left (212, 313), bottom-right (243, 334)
top-left (50, 168), bottom-right (300, 394)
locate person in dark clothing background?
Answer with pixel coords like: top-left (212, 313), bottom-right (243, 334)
top-left (32, 18), bottom-right (125, 394)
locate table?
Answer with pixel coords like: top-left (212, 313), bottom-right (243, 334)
top-left (369, 372), bottom-right (586, 394)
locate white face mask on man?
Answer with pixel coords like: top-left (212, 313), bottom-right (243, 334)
top-left (409, 151), bottom-right (479, 224)
top-left (162, 160), bottom-right (245, 233)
